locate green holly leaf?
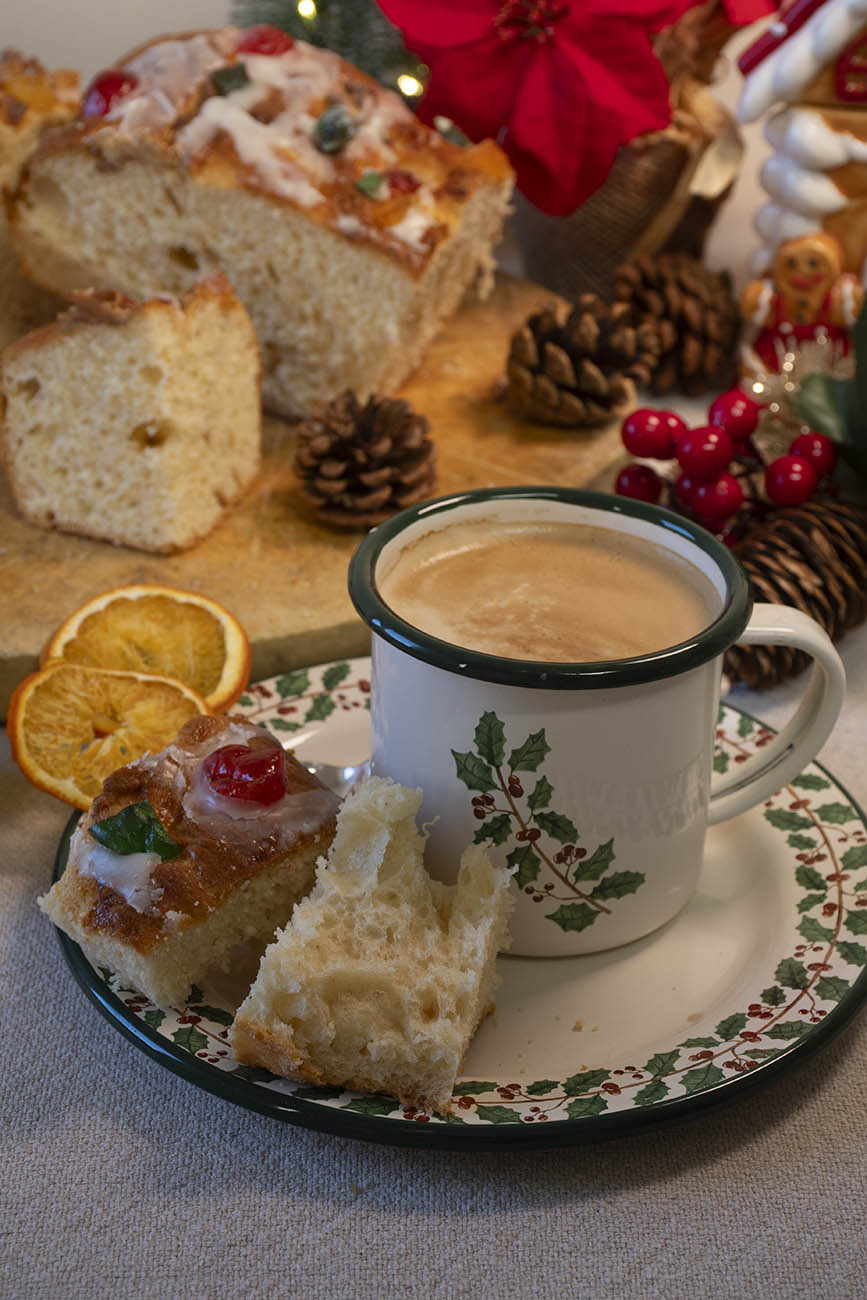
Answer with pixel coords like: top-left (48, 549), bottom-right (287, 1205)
top-left (737, 714), bottom-right (756, 737)
top-left (565, 1095), bottom-right (607, 1119)
top-left (268, 717), bottom-right (301, 733)
top-left (788, 833), bottom-right (817, 850)
top-left (291, 1085), bottom-right (346, 1101)
top-left (795, 865), bottom-right (827, 892)
top-left (716, 1013), bottom-right (748, 1039)
top-left (89, 801), bottom-right (181, 861)
top-left (634, 1079), bottom-right (669, 1106)
top-left (474, 711), bottom-right (506, 767)
top-left (507, 843), bottom-right (540, 888)
top-left (356, 169), bottom-right (384, 197)
top-left (211, 63), bottom-right (251, 95)
top-left (680, 1037), bottom-right (719, 1048)
top-left (717, 704), bottom-right (726, 724)
top-left (473, 813), bottom-right (512, 846)
top-left (797, 893), bottom-right (827, 914)
top-left (775, 957), bottom-right (810, 989)
top-left (844, 909), bottom-right (867, 934)
top-left (645, 1050), bottom-right (680, 1077)
top-left (452, 1081), bottom-right (497, 1097)
top-left (797, 363), bottom-right (865, 473)
top-left (342, 1096), bottom-right (397, 1116)
top-left (527, 776), bottom-right (553, 812)
top-left (508, 729), bottom-right (550, 772)
top-left (188, 985), bottom-right (204, 1004)
top-left (172, 1025), bottom-right (208, 1055)
top-left (546, 902), bottom-right (598, 933)
top-left (680, 1064), bottom-right (725, 1095)
top-left (306, 694), bottom-right (336, 722)
top-left (438, 1113), bottom-right (468, 1125)
top-left (797, 916), bottom-right (834, 943)
top-left (525, 1079), bottom-right (559, 1097)
top-left (792, 773), bottom-right (830, 790)
top-left (562, 1069), bottom-right (609, 1095)
top-left (475, 1105), bottom-right (523, 1124)
top-left (572, 838), bottom-right (615, 883)
top-left (142, 1009), bottom-right (165, 1031)
top-left (765, 808), bottom-right (813, 831)
top-left (591, 871), bottom-right (644, 901)
top-left (451, 749), bottom-right (496, 792)
top-left (765, 1021), bottom-right (810, 1040)
top-left (237, 694), bottom-right (254, 707)
top-left (837, 941), bottom-right (867, 965)
top-left (534, 810), bottom-right (579, 844)
top-left (815, 975), bottom-right (849, 1002)
top-left (275, 669), bottom-right (310, 698)
top-left (815, 802), bottom-right (857, 825)
top-left (187, 1003), bottom-right (234, 1027)
top-left (842, 845), bottom-right (867, 871)
top-left (713, 752), bottom-right (730, 774)
top-left (321, 661), bottom-right (351, 690)
top-left (761, 985), bottom-right (787, 1006)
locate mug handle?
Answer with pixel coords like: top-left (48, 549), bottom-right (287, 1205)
top-left (708, 603), bottom-right (846, 826)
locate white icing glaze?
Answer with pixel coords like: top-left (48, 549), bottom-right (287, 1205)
top-left (182, 774), bottom-right (339, 852)
top-left (765, 105), bottom-right (867, 170)
top-left (760, 153), bottom-right (849, 216)
top-left (738, 0), bottom-right (867, 123)
top-left (78, 842), bottom-right (163, 912)
top-left (387, 203), bottom-right (438, 253)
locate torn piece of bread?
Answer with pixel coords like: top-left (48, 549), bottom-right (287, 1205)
top-left (8, 28), bottom-right (513, 416)
top-left (0, 275), bottom-right (261, 552)
top-left (39, 715), bottom-right (340, 1006)
top-left (230, 776), bottom-right (514, 1114)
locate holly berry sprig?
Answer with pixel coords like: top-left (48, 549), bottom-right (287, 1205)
top-left (615, 390), bottom-right (838, 542)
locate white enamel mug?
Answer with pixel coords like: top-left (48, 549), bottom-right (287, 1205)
top-left (348, 487), bottom-right (846, 957)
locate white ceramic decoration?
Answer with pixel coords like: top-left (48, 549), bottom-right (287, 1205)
top-left (349, 488), bottom-right (846, 957)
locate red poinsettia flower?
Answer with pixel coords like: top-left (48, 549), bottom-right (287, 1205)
top-left (379, 0), bottom-right (776, 216)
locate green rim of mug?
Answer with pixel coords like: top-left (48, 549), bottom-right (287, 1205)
top-left (347, 486), bottom-right (753, 690)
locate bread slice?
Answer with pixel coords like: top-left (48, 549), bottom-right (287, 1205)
top-left (230, 777), bottom-right (514, 1113)
top-left (0, 49), bottom-right (79, 350)
top-left (39, 715), bottom-right (340, 1006)
top-left (8, 28), bottom-right (513, 416)
top-left (0, 275), bottom-right (262, 552)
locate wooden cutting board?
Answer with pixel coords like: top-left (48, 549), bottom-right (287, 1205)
top-left (0, 272), bottom-right (626, 718)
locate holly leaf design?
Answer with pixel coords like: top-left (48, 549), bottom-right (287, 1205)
top-left (187, 1003), bottom-right (234, 1027)
top-left (172, 1025), bottom-right (208, 1055)
top-left (680, 1064), bottom-right (725, 1095)
top-left (306, 694), bottom-right (336, 723)
top-left (795, 865), bottom-right (827, 892)
top-left (591, 871), bottom-right (644, 901)
top-left (292, 1085), bottom-right (346, 1101)
top-left (525, 1079), bottom-right (559, 1097)
top-left (275, 669), bottom-right (310, 698)
top-left (451, 749), bottom-right (496, 792)
top-left (844, 909), bottom-right (867, 934)
top-left (645, 1050), bottom-right (680, 1077)
top-left (321, 661), bottom-right (351, 690)
top-left (188, 985), bottom-right (204, 1004)
top-left (475, 1105), bottom-right (523, 1124)
top-left (534, 810), bottom-right (578, 844)
top-left (452, 1081), bottom-right (497, 1097)
top-left (342, 1096), bottom-right (397, 1116)
top-left (562, 1068), bottom-right (609, 1095)
top-left (761, 985), bottom-right (787, 1006)
top-left (797, 893), bottom-right (827, 914)
top-left (565, 1095), bottom-right (607, 1119)
top-left (836, 941), bottom-right (867, 965)
top-left (438, 1113), bottom-right (467, 1125)
top-left (474, 711), bottom-right (506, 767)
top-left (765, 808), bottom-right (813, 831)
top-left (792, 773), bottom-right (830, 790)
top-left (713, 752), bottom-right (730, 774)
top-left (765, 1021), bottom-right (810, 1040)
top-left (232, 1064), bottom-right (276, 1084)
top-left (547, 902), bottom-right (599, 933)
top-left (473, 813), bottom-right (512, 846)
top-left (572, 838), bottom-right (615, 883)
top-left (634, 1079), bottom-right (669, 1106)
top-left (797, 916), bottom-right (834, 943)
top-left (268, 718), bottom-right (301, 733)
top-left (815, 802), bottom-right (857, 825)
top-left (716, 1013), bottom-right (748, 1039)
top-left (788, 833), bottom-right (817, 850)
top-left (842, 845), bottom-right (867, 871)
top-left (508, 729), bottom-right (550, 772)
top-left (527, 776), bottom-right (553, 812)
top-left (737, 714), bottom-right (755, 737)
top-left (142, 1009), bottom-right (165, 1031)
top-left (507, 843), bottom-right (540, 889)
top-left (680, 1037), bottom-right (719, 1048)
top-left (237, 694), bottom-right (254, 708)
top-left (775, 957), bottom-right (809, 989)
top-left (815, 975), bottom-right (849, 1002)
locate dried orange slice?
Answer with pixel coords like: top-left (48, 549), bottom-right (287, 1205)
top-left (9, 662), bottom-right (209, 810)
top-left (41, 584), bottom-right (250, 712)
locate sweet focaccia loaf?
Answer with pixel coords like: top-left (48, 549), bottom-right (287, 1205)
top-left (9, 27), bottom-right (514, 416)
top-left (39, 715), bottom-right (340, 1006)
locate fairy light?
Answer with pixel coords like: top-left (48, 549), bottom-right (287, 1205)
top-left (297, 0), bottom-right (316, 17)
top-left (397, 73), bottom-right (424, 97)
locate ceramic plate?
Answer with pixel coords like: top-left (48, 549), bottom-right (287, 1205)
top-left (53, 657), bottom-right (867, 1150)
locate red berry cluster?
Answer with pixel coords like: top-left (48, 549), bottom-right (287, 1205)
top-left (616, 390), bottom-right (837, 537)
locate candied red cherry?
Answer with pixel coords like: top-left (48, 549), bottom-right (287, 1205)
top-left (620, 408), bottom-right (687, 460)
top-left (81, 68), bottom-right (140, 119)
top-left (789, 430), bottom-right (838, 478)
top-left (236, 25), bottom-right (294, 55)
top-left (615, 463), bottom-right (662, 503)
top-left (202, 742), bottom-right (286, 805)
top-left (765, 454), bottom-right (819, 507)
top-left (675, 425), bottom-right (734, 480)
top-left (692, 472), bottom-right (744, 524)
top-left (388, 169), bottom-right (422, 194)
top-left (708, 389), bottom-right (760, 442)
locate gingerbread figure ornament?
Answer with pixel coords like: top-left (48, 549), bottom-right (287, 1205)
top-left (740, 232), bottom-right (864, 374)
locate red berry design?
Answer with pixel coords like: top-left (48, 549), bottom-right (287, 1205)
top-left (708, 389), bottom-right (760, 442)
top-left (691, 472), bottom-right (744, 524)
top-left (202, 742), bottom-right (286, 804)
top-left (388, 169), bottom-right (422, 194)
top-left (236, 25), bottom-right (294, 55)
top-left (615, 463), bottom-right (661, 504)
top-left (764, 454), bottom-right (818, 507)
top-left (620, 408), bottom-right (686, 459)
top-left (81, 68), bottom-right (140, 119)
top-left (789, 431), bottom-right (837, 478)
top-left (675, 425), bottom-right (734, 480)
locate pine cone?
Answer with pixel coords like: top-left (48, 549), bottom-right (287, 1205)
top-left (725, 498), bottom-right (867, 689)
top-left (294, 390), bottom-right (437, 528)
top-left (613, 252), bottom-right (739, 396)
top-left (505, 295), bottom-right (660, 427)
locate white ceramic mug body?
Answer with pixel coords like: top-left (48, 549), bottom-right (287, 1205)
top-left (349, 488), bottom-right (845, 957)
